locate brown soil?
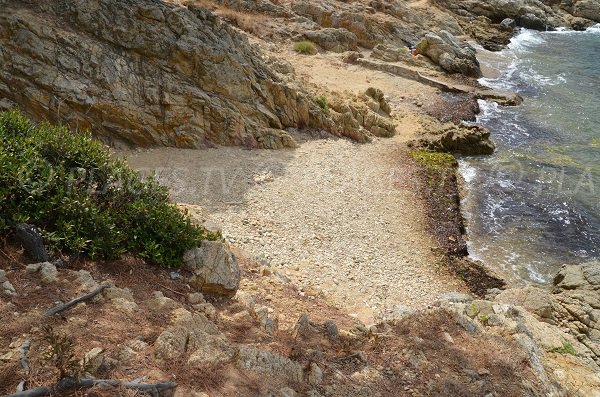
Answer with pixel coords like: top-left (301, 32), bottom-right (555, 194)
top-left (1, 240), bottom-right (538, 396)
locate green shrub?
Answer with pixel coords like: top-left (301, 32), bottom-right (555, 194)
top-left (0, 111), bottom-right (218, 267)
top-left (313, 95), bottom-right (329, 113)
top-left (294, 40), bottom-right (316, 55)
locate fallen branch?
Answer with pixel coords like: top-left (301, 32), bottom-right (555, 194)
top-left (3, 377), bottom-right (177, 397)
top-left (156, 283), bottom-right (186, 298)
top-left (43, 284), bottom-right (111, 317)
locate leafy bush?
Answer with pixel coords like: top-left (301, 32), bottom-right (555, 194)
top-left (0, 111), bottom-right (218, 267)
top-left (294, 40), bottom-right (316, 55)
top-left (313, 95), bottom-right (329, 113)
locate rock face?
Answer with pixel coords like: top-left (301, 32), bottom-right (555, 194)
top-left (434, 0), bottom-right (563, 28)
top-left (552, 261), bottom-right (600, 361)
top-left (493, 261), bottom-right (600, 365)
top-left (0, 0), bottom-right (325, 149)
top-left (570, 0), bottom-right (600, 21)
top-left (416, 31), bottom-right (482, 77)
top-left (183, 241), bottom-right (241, 297)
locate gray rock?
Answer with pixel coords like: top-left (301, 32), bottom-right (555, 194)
top-left (255, 306), bottom-right (279, 335)
top-left (39, 263), bottom-right (58, 284)
top-left (155, 308), bottom-right (220, 360)
top-left (188, 292), bottom-right (205, 305)
top-left (383, 304), bottom-right (417, 321)
top-left (411, 123), bottom-right (495, 155)
top-left (500, 18), bottom-right (517, 28)
top-left (440, 292), bottom-right (474, 304)
top-left (552, 261), bottom-right (600, 363)
top-left (572, 0), bottom-right (600, 22)
top-left (236, 345), bottom-right (303, 382)
top-left (495, 287), bottom-right (554, 320)
top-left (292, 313), bottom-right (314, 339)
top-left (0, 270), bottom-right (6, 283)
top-left (184, 241), bottom-right (241, 297)
top-left (307, 362), bottom-right (324, 385)
top-left (187, 333), bottom-right (236, 366)
top-left (341, 51), bottom-right (364, 64)
top-left (1, 280), bottom-right (16, 296)
top-left (416, 30), bottom-right (481, 77)
top-left (83, 347), bottom-right (104, 374)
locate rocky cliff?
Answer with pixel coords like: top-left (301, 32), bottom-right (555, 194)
top-left (0, 0), bottom-right (322, 148)
top-left (0, 0), bottom-right (398, 149)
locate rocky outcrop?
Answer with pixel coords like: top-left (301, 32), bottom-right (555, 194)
top-left (416, 31), bottom-right (482, 78)
top-left (0, 0), bottom-right (393, 150)
top-left (0, 0), bottom-right (308, 149)
top-left (370, 44), bottom-right (430, 67)
top-left (434, 0), bottom-right (565, 28)
top-left (214, 0), bottom-right (290, 17)
top-left (552, 261), bottom-right (600, 361)
top-left (297, 28), bottom-right (358, 53)
top-left (570, 0), bottom-right (600, 22)
top-left (493, 261), bottom-right (600, 365)
top-left (410, 123), bottom-right (495, 155)
top-left (183, 241), bottom-right (241, 297)
top-left (444, 297), bottom-right (600, 396)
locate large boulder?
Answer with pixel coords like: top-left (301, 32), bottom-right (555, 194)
top-left (416, 31), bottom-right (482, 77)
top-left (410, 123), bottom-right (495, 155)
top-left (183, 241), bottom-right (241, 297)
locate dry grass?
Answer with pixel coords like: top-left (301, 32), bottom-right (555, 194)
top-left (216, 9), bottom-right (271, 38)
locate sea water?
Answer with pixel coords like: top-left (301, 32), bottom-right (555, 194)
top-left (460, 26), bottom-right (600, 283)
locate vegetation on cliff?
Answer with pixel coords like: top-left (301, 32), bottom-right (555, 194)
top-left (0, 111), bottom-right (217, 266)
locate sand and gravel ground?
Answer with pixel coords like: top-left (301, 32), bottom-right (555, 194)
top-left (123, 135), bottom-right (466, 324)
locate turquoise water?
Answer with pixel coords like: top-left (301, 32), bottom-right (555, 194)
top-left (460, 27), bottom-right (600, 283)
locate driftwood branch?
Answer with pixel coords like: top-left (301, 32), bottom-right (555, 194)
top-left (43, 284), bottom-right (111, 317)
top-left (3, 377), bottom-right (177, 397)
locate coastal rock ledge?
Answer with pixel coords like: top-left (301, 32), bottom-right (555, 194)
top-left (496, 260), bottom-right (600, 364)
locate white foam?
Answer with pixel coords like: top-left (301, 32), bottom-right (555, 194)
top-left (587, 24), bottom-right (600, 33)
top-left (458, 160), bottom-right (477, 184)
top-left (508, 29), bottom-right (546, 53)
top-left (525, 264), bottom-right (549, 284)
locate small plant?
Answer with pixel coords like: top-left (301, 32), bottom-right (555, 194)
top-left (478, 314), bottom-right (489, 325)
top-left (313, 95), bottom-right (329, 113)
top-left (550, 340), bottom-right (577, 356)
top-left (41, 326), bottom-right (90, 380)
top-left (294, 40), bottom-right (316, 55)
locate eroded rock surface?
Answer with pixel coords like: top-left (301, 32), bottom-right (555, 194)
top-left (183, 241), bottom-right (241, 297)
top-left (417, 31), bottom-right (482, 77)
